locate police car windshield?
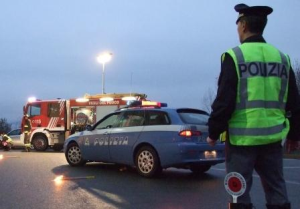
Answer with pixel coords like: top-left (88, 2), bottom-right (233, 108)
top-left (94, 113), bottom-right (120, 130)
top-left (177, 109), bottom-right (209, 125)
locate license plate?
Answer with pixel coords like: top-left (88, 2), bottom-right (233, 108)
top-left (204, 150), bottom-right (217, 159)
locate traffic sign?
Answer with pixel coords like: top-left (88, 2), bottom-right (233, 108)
top-left (224, 172), bottom-right (247, 203)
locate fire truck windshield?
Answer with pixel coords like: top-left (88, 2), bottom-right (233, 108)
top-left (27, 103), bottom-right (41, 117)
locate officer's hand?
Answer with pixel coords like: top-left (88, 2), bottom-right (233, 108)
top-left (206, 137), bottom-right (217, 147)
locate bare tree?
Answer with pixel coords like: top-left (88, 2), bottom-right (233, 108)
top-left (201, 87), bottom-right (216, 114)
top-left (293, 60), bottom-right (300, 93)
top-left (0, 118), bottom-right (12, 134)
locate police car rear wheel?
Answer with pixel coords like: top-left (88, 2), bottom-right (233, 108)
top-left (66, 143), bottom-right (86, 166)
top-left (135, 146), bottom-right (161, 178)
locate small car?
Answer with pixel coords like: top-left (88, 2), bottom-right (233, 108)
top-left (6, 129), bottom-right (23, 147)
top-left (64, 101), bottom-right (225, 178)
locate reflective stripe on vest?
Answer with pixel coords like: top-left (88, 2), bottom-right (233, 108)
top-left (227, 43), bottom-right (290, 145)
top-left (230, 123), bottom-right (285, 136)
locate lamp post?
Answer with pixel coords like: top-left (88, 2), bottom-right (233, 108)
top-left (97, 52), bottom-right (112, 94)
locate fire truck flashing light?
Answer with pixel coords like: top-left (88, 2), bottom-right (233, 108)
top-left (28, 97), bottom-right (37, 103)
top-left (100, 97), bottom-right (114, 102)
top-left (75, 98), bottom-right (89, 103)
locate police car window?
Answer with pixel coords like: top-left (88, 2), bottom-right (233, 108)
top-left (117, 111), bottom-right (145, 127)
top-left (147, 111), bottom-right (170, 125)
top-left (177, 109), bottom-right (209, 125)
top-left (95, 113), bottom-right (120, 130)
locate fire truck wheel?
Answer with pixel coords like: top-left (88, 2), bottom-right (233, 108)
top-left (66, 143), bottom-right (86, 166)
top-left (135, 146), bottom-right (162, 178)
top-left (32, 135), bottom-right (48, 151)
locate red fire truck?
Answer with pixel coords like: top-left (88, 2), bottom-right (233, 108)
top-left (21, 93), bottom-right (147, 151)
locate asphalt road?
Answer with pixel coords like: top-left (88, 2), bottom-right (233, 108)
top-left (0, 149), bottom-right (299, 209)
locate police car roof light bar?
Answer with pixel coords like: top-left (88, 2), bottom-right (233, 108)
top-left (141, 101), bottom-right (168, 107)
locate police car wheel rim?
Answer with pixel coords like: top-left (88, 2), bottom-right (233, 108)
top-left (68, 146), bottom-right (82, 164)
top-left (137, 150), bottom-right (154, 174)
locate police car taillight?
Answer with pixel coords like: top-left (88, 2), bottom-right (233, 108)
top-left (179, 130), bottom-right (202, 137)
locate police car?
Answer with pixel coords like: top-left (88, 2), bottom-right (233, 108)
top-left (64, 101), bottom-right (225, 178)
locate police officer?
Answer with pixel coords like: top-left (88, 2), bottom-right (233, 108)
top-left (23, 114), bottom-right (32, 152)
top-left (206, 4), bottom-right (300, 209)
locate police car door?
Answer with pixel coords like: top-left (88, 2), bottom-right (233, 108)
top-left (83, 112), bottom-right (121, 161)
top-left (108, 110), bottom-right (145, 165)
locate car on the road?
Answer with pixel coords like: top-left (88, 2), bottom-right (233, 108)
top-left (64, 101), bottom-right (225, 178)
top-left (5, 128), bottom-right (24, 147)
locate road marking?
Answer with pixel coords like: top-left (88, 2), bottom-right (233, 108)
top-left (212, 168), bottom-right (300, 186)
top-left (213, 166), bottom-right (300, 170)
top-left (284, 167), bottom-right (300, 169)
top-left (253, 174), bottom-right (300, 186)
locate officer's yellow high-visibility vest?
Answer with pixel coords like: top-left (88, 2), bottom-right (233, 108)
top-left (227, 43), bottom-right (290, 145)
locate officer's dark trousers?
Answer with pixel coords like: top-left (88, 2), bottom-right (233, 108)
top-left (226, 141), bottom-right (290, 206)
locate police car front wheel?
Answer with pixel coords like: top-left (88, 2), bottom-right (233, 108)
top-left (135, 146), bottom-right (162, 178)
top-left (66, 143), bottom-right (86, 166)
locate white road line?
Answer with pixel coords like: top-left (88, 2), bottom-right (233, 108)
top-left (284, 167), bottom-right (300, 169)
top-left (253, 174), bottom-right (300, 186)
top-left (212, 167), bottom-right (300, 170)
top-left (212, 168), bottom-right (300, 186)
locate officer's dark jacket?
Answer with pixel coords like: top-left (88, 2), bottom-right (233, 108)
top-left (23, 118), bottom-right (32, 132)
top-left (208, 35), bottom-right (300, 141)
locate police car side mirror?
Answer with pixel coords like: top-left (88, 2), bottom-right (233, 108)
top-left (106, 125), bottom-right (112, 129)
top-left (86, 125), bottom-right (92, 131)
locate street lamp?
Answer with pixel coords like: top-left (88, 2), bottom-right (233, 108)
top-left (97, 52), bottom-right (112, 94)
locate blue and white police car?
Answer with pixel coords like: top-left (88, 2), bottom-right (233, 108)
top-left (64, 101), bottom-right (225, 178)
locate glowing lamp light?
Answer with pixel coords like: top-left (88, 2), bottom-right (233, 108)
top-left (28, 97), bottom-right (37, 103)
top-left (76, 98), bottom-right (89, 103)
top-left (122, 96), bottom-right (137, 101)
top-left (97, 52), bottom-right (113, 94)
top-left (54, 175), bottom-right (64, 185)
top-left (97, 52), bottom-right (113, 64)
top-left (0, 155), bottom-right (3, 160)
top-left (100, 97), bottom-right (114, 102)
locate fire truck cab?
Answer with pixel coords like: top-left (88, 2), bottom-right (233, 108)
top-left (21, 93), bottom-right (147, 151)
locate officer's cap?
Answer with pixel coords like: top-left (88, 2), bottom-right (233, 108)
top-left (235, 4), bottom-right (273, 24)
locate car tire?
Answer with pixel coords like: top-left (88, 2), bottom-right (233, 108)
top-left (32, 135), bottom-right (48, 151)
top-left (65, 142), bottom-right (86, 166)
top-left (135, 146), bottom-right (162, 178)
top-left (190, 165), bottom-right (211, 174)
